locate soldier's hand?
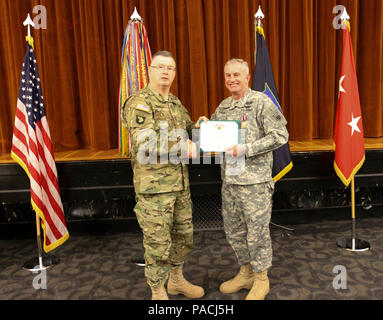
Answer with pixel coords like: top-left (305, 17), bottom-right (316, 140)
top-left (187, 139), bottom-right (199, 159)
top-left (224, 144), bottom-right (245, 157)
top-left (195, 116), bottom-right (209, 128)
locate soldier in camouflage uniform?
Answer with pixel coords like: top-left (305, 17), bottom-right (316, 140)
top-left (121, 51), bottom-right (204, 300)
top-left (211, 58), bottom-right (289, 300)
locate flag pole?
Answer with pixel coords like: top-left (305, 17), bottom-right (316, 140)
top-left (20, 14), bottom-right (59, 272)
top-left (255, 5), bottom-right (264, 27)
top-left (120, 7), bottom-right (151, 267)
top-left (35, 214), bottom-right (43, 268)
top-left (23, 214), bottom-right (58, 272)
top-left (336, 176), bottom-right (370, 252)
top-left (351, 176), bottom-right (356, 251)
top-left (254, 5), bottom-right (264, 63)
top-left (23, 213), bottom-right (51, 271)
top-left (253, 6), bottom-right (294, 234)
top-left (334, 8), bottom-right (370, 252)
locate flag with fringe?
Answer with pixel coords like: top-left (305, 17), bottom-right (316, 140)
top-left (118, 18), bottom-right (152, 157)
top-left (334, 20), bottom-right (365, 186)
top-left (11, 36), bottom-right (69, 252)
top-left (252, 23), bottom-right (293, 182)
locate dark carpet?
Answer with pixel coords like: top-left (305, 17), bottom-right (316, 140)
top-left (1, 208), bottom-right (383, 300)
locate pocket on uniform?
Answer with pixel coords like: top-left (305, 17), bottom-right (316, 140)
top-left (135, 194), bottom-right (174, 232)
top-left (134, 194), bottom-right (175, 260)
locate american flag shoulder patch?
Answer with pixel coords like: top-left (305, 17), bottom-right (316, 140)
top-left (136, 104), bottom-right (150, 113)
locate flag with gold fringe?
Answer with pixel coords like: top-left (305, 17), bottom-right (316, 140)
top-left (118, 13), bottom-right (152, 157)
top-left (252, 22), bottom-right (293, 182)
top-left (334, 20), bottom-right (365, 186)
top-left (11, 36), bottom-right (69, 252)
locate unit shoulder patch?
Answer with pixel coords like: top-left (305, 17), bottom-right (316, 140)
top-left (136, 115), bottom-right (146, 125)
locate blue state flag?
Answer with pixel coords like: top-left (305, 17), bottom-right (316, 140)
top-left (252, 25), bottom-right (293, 181)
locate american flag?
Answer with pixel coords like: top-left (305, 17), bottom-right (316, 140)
top-left (11, 38), bottom-right (69, 252)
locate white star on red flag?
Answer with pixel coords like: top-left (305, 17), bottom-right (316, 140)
top-left (348, 114), bottom-right (361, 136)
top-left (333, 23), bottom-right (365, 186)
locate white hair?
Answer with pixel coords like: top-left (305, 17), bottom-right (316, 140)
top-left (224, 58), bottom-right (249, 74)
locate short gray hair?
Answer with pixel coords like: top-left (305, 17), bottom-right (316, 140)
top-left (224, 58), bottom-right (249, 74)
top-left (152, 50), bottom-right (174, 60)
top-left (151, 50), bottom-right (176, 66)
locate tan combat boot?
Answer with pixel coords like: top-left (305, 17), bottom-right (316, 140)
top-left (219, 263), bottom-right (255, 294)
top-left (150, 283), bottom-right (169, 300)
top-left (245, 269), bottom-right (270, 300)
top-left (167, 265), bottom-right (205, 298)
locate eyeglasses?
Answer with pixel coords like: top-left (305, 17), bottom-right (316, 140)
top-left (150, 65), bottom-right (176, 72)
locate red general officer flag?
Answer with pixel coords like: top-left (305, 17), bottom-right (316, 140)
top-left (334, 22), bottom-right (365, 186)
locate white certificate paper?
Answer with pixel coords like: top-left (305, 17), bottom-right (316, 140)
top-left (199, 120), bottom-right (240, 152)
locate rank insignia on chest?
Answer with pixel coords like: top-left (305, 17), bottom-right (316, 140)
top-left (136, 115), bottom-right (146, 125)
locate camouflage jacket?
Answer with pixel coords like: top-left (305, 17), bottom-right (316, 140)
top-left (121, 86), bottom-right (195, 194)
top-left (211, 89), bottom-right (289, 185)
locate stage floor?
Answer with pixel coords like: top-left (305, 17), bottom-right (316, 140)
top-left (0, 211), bottom-right (382, 300)
top-left (1, 138), bottom-right (383, 164)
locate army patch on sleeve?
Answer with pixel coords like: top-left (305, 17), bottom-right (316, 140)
top-left (136, 115), bottom-right (146, 125)
top-left (136, 104), bottom-right (151, 113)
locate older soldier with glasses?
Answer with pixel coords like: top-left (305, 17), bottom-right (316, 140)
top-left (210, 58), bottom-right (289, 300)
top-left (121, 51), bottom-right (204, 300)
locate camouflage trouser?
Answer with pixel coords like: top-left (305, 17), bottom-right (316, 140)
top-left (134, 188), bottom-right (194, 288)
top-left (221, 181), bottom-right (274, 272)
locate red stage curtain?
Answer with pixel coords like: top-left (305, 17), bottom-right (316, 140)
top-left (1, 0), bottom-right (382, 153)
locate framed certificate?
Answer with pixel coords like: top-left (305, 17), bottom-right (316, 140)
top-left (199, 120), bottom-right (241, 152)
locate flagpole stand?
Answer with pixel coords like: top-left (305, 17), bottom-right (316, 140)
top-left (23, 214), bottom-right (59, 272)
top-left (336, 177), bottom-right (370, 252)
top-left (336, 237), bottom-right (370, 252)
top-left (22, 252), bottom-right (59, 271)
